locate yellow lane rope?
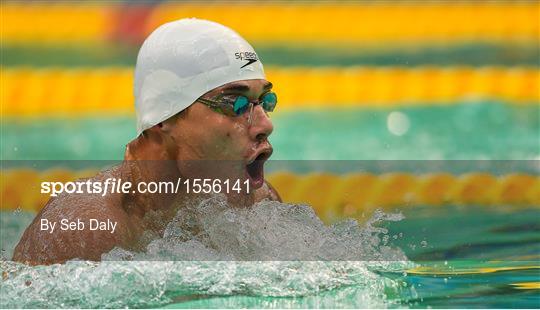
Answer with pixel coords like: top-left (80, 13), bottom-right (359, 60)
top-left (511, 282), bottom-right (540, 290)
top-left (1, 170), bottom-right (538, 222)
top-left (408, 265), bottom-right (540, 276)
top-left (268, 172), bottom-right (540, 220)
top-left (2, 3), bottom-right (538, 45)
top-left (2, 66), bottom-right (538, 117)
top-left (147, 3), bottom-right (539, 45)
top-left (2, 4), bottom-right (112, 44)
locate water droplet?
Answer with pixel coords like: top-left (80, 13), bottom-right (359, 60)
top-left (386, 111), bottom-right (410, 136)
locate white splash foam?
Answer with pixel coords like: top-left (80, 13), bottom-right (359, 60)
top-left (1, 197), bottom-right (412, 308)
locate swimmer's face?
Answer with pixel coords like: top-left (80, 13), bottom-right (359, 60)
top-left (163, 79), bottom-right (274, 189)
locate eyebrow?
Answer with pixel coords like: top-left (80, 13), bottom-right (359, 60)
top-left (263, 82), bottom-right (273, 91)
top-left (221, 82), bottom-right (273, 93)
top-left (221, 84), bottom-right (250, 92)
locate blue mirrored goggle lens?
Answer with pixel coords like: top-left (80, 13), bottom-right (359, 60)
top-left (233, 96), bottom-right (250, 115)
top-left (261, 92), bottom-right (277, 112)
top-left (231, 93), bottom-right (278, 116)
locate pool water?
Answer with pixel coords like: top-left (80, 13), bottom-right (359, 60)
top-left (1, 201), bottom-right (538, 308)
top-left (2, 103), bottom-right (539, 161)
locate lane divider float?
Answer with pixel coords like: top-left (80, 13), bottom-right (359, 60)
top-left (1, 169), bottom-right (538, 222)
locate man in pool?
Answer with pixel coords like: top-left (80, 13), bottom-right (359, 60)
top-left (13, 19), bottom-right (281, 265)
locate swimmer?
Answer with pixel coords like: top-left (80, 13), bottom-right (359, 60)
top-left (13, 19), bottom-right (281, 265)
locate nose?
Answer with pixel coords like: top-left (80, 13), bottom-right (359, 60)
top-left (249, 104), bottom-right (273, 141)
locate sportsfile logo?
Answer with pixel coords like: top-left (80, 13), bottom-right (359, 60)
top-left (235, 51), bottom-right (259, 68)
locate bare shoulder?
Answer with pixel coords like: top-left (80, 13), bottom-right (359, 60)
top-left (12, 174), bottom-right (132, 265)
top-left (254, 180), bottom-right (282, 203)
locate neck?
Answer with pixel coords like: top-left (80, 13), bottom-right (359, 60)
top-left (121, 131), bottom-right (182, 218)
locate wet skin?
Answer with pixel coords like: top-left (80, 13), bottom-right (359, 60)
top-left (13, 79), bottom-right (281, 265)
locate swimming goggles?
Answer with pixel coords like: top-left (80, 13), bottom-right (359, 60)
top-left (197, 92), bottom-right (277, 120)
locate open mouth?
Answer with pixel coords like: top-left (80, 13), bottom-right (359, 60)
top-left (245, 151), bottom-right (271, 189)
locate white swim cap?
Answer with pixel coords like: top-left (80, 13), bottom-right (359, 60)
top-left (134, 18), bottom-right (266, 135)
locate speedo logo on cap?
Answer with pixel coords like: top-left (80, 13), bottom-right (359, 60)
top-left (235, 51), bottom-right (259, 68)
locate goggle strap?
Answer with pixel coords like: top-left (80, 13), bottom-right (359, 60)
top-left (247, 103), bottom-right (254, 125)
top-left (197, 97), bottom-right (220, 109)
